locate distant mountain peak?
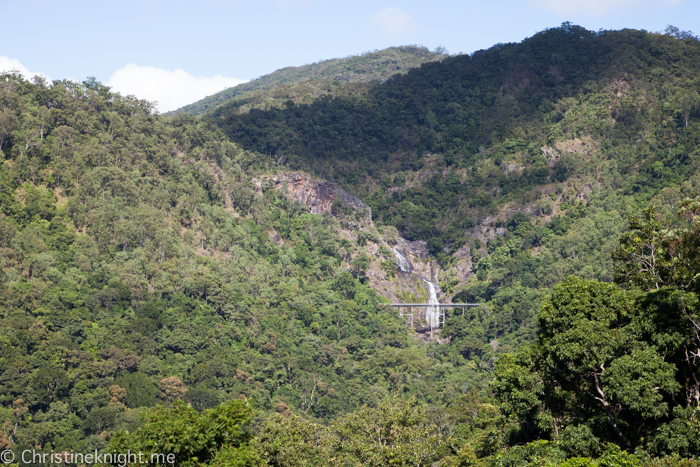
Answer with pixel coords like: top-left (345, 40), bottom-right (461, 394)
top-left (168, 45), bottom-right (446, 116)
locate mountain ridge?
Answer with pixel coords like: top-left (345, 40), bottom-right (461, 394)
top-left (1, 24), bottom-right (700, 465)
top-left (168, 45), bottom-right (446, 116)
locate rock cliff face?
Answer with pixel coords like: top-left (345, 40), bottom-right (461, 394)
top-left (451, 244), bottom-right (474, 282)
top-left (270, 172), bottom-right (367, 215)
top-left (263, 171), bottom-right (470, 343)
top-left (396, 237), bottom-right (429, 261)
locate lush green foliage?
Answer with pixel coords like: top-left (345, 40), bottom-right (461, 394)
top-left (0, 73), bottom-right (451, 456)
top-left (110, 399), bottom-right (261, 466)
top-left (256, 396), bottom-right (444, 466)
top-left (492, 202), bottom-right (700, 461)
top-left (201, 79), bottom-right (372, 119)
top-left (211, 23), bottom-right (700, 262)
top-left (613, 198), bottom-right (700, 292)
top-left (207, 25), bottom-right (700, 400)
top-left (171, 45), bottom-right (445, 116)
top-left (1, 23), bottom-right (700, 467)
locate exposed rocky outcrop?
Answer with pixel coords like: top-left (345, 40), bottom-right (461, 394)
top-left (263, 171), bottom-right (458, 343)
top-left (396, 238), bottom-right (429, 261)
top-left (268, 231), bottom-right (284, 246)
top-left (541, 145), bottom-right (561, 167)
top-left (270, 172), bottom-right (367, 216)
top-left (451, 244), bottom-right (474, 282)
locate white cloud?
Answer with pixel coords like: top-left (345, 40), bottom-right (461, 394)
top-left (527, 0), bottom-right (685, 16)
top-left (106, 64), bottom-right (248, 113)
top-left (368, 7), bottom-right (417, 38)
top-left (0, 56), bottom-right (50, 81)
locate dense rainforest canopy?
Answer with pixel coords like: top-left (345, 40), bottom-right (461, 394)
top-left (0, 23), bottom-right (699, 466)
top-left (209, 23), bottom-right (700, 261)
top-left (0, 72), bottom-right (437, 454)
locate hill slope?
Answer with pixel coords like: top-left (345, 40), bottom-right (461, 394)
top-left (208, 22), bottom-right (700, 358)
top-left (2, 24), bottom-right (700, 465)
top-left (0, 73), bottom-right (460, 455)
top-left (170, 45), bottom-right (446, 116)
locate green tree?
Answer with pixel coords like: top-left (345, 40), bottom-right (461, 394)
top-left (256, 414), bottom-right (331, 467)
top-left (495, 277), bottom-right (680, 449)
top-left (674, 89), bottom-right (700, 127)
top-left (611, 203), bottom-right (700, 292)
top-left (109, 399), bottom-right (261, 467)
top-left (350, 249), bottom-right (371, 280)
top-left (114, 373), bottom-right (157, 408)
top-left (331, 397), bottom-right (444, 467)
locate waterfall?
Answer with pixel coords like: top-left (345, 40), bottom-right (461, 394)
top-left (423, 279), bottom-right (440, 329)
top-left (392, 243), bottom-right (443, 330)
top-left (392, 248), bottom-right (411, 273)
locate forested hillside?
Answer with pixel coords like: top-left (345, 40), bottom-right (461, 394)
top-left (1, 22), bottom-right (700, 467)
top-left (0, 73), bottom-right (455, 459)
top-left (209, 23), bottom-right (700, 366)
top-left (170, 45), bottom-right (445, 116)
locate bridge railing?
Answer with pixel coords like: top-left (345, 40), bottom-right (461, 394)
top-left (389, 303), bottom-right (480, 328)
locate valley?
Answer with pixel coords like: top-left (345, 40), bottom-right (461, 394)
top-left (0, 23), bottom-right (699, 466)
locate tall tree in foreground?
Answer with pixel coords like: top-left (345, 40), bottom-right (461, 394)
top-left (493, 198), bottom-right (700, 459)
top-left (256, 396), bottom-right (444, 467)
top-left (109, 399), bottom-right (262, 467)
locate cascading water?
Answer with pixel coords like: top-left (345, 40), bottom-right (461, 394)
top-left (392, 245), bottom-right (442, 330)
top-left (392, 248), bottom-right (411, 273)
top-left (423, 279), bottom-right (441, 330)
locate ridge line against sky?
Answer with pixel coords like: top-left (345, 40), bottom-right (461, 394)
top-left (1, 0), bottom-right (697, 112)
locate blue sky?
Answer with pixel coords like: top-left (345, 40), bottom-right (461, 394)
top-left (1, 0), bottom-right (698, 112)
